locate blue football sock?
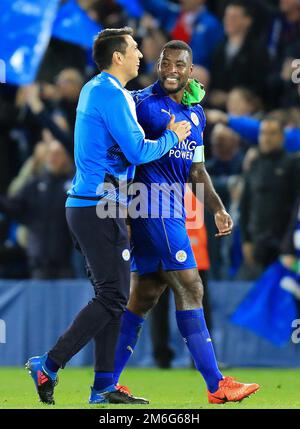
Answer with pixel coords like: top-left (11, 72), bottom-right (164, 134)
top-left (45, 355), bottom-right (60, 373)
top-left (113, 309), bottom-right (144, 385)
top-left (176, 308), bottom-right (223, 393)
top-left (93, 372), bottom-right (115, 392)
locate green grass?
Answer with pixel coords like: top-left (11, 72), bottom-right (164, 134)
top-left (0, 367), bottom-right (299, 409)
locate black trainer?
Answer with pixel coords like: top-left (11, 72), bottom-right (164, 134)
top-left (102, 390), bottom-right (149, 404)
top-left (89, 386), bottom-right (149, 404)
top-left (25, 354), bottom-right (58, 405)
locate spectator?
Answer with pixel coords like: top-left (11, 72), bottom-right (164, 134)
top-left (3, 136), bottom-right (54, 277)
top-left (268, 0), bottom-right (300, 63)
top-left (17, 69), bottom-right (84, 155)
top-left (281, 195), bottom-right (300, 264)
top-left (0, 85), bottom-right (22, 193)
top-left (213, 0), bottom-right (278, 32)
top-left (53, 68), bottom-right (84, 133)
top-left (205, 124), bottom-right (243, 279)
top-left (139, 0), bottom-right (224, 72)
top-left (226, 87), bottom-right (263, 117)
top-left (0, 214), bottom-right (29, 279)
top-left (129, 15), bottom-right (168, 89)
top-left (89, 0), bottom-right (127, 28)
top-left (0, 141), bottom-right (74, 279)
top-left (265, 1), bottom-right (300, 101)
top-left (239, 117), bottom-right (300, 277)
top-left (206, 124), bottom-right (243, 207)
top-left (37, 37), bottom-right (87, 83)
top-left (7, 137), bottom-right (50, 197)
top-left (205, 107), bottom-right (300, 153)
top-left (287, 107), bottom-right (300, 128)
top-left (276, 48), bottom-right (300, 107)
top-left (209, 0), bottom-right (269, 107)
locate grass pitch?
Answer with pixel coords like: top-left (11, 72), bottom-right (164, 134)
top-left (0, 367), bottom-right (299, 409)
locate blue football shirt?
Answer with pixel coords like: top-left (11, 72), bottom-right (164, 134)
top-left (130, 81), bottom-right (206, 217)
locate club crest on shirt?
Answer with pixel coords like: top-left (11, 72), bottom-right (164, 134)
top-left (122, 249), bottom-right (130, 261)
top-left (175, 250), bottom-right (187, 263)
top-left (191, 112), bottom-right (199, 126)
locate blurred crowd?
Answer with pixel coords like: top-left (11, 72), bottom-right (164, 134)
top-left (0, 0), bottom-right (300, 282)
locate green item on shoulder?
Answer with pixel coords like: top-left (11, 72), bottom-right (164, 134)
top-left (280, 256), bottom-right (300, 274)
top-left (290, 259), bottom-right (300, 274)
top-left (182, 79), bottom-right (206, 106)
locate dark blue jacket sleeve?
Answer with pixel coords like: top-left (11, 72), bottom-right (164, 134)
top-left (228, 115), bottom-right (260, 143)
top-left (228, 115), bottom-right (300, 152)
top-left (101, 89), bottom-right (178, 165)
top-left (284, 128), bottom-right (300, 153)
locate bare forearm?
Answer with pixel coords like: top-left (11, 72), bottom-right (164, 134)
top-left (190, 168), bottom-right (225, 214)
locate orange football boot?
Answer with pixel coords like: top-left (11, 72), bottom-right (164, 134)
top-left (208, 376), bottom-right (260, 404)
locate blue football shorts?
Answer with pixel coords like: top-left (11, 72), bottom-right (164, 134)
top-left (130, 216), bottom-right (197, 275)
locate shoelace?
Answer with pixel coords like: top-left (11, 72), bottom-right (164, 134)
top-left (221, 376), bottom-right (241, 388)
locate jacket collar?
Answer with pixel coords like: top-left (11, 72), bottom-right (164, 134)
top-left (100, 71), bottom-right (123, 88)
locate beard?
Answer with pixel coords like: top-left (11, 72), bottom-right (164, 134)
top-left (159, 77), bottom-right (187, 94)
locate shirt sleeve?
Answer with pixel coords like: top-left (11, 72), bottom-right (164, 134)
top-left (100, 87), bottom-right (179, 165)
top-left (284, 128), bottom-right (300, 153)
top-left (228, 116), bottom-right (300, 153)
top-left (192, 107), bottom-right (206, 163)
top-left (228, 115), bottom-right (260, 143)
top-left (193, 144), bottom-right (205, 163)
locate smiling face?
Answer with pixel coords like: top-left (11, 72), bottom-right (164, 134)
top-left (158, 48), bottom-right (193, 94)
top-left (121, 35), bottom-right (143, 81)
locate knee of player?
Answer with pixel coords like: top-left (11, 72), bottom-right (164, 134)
top-left (185, 280), bottom-right (204, 305)
top-left (139, 287), bottom-right (162, 307)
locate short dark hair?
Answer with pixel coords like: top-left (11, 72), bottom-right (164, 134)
top-left (161, 40), bottom-right (193, 62)
top-left (229, 87), bottom-right (263, 112)
top-left (262, 114), bottom-right (285, 132)
top-left (93, 27), bottom-right (133, 71)
top-left (226, 0), bottom-right (253, 18)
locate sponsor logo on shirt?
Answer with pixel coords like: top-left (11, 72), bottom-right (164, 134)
top-left (169, 139), bottom-right (197, 160)
top-left (161, 108), bottom-right (172, 117)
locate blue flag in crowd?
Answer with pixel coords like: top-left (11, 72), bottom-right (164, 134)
top-left (0, 0), bottom-right (59, 85)
top-left (115, 0), bottom-right (144, 19)
top-left (52, 0), bottom-right (101, 49)
top-left (231, 261), bottom-right (299, 347)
